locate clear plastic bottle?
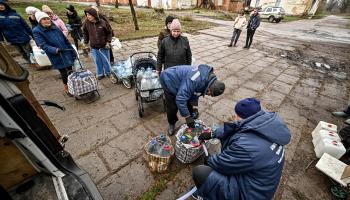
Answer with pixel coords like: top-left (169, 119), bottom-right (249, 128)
top-left (159, 133), bottom-right (167, 143)
top-left (158, 142), bottom-right (172, 156)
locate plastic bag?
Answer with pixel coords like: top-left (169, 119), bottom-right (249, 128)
top-left (111, 37), bottom-right (122, 50)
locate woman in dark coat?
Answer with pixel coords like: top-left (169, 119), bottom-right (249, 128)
top-left (66, 5), bottom-right (83, 50)
top-left (157, 19), bottom-right (192, 73)
top-left (33, 11), bottom-right (76, 96)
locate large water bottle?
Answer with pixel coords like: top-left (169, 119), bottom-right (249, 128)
top-left (73, 59), bottom-right (81, 71)
top-left (159, 132), bottom-right (167, 143)
top-left (158, 142), bottom-right (172, 156)
top-left (148, 138), bottom-right (158, 154)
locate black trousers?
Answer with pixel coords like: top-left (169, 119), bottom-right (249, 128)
top-left (13, 42), bottom-right (32, 63)
top-left (344, 105), bottom-right (350, 115)
top-left (164, 90), bottom-right (194, 125)
top-left (192, 165), bottom-right (213, 188)
top-left (58, 66), bottom-right (73, 85)
top-left (245, 29), bottom-right (256, 48)
top-left (230, 28), bottom-right (242, 46)
top-left (109, 48), bottom-right (114, 63)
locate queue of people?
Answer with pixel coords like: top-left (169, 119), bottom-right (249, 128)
top-left (1, 2), bottom-right (290, 199)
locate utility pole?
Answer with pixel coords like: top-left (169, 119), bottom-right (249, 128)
top-left (115, 0), bottom-right (119, 8)
top-left (96, 0), bottom-right (101, 7)
top-left (129, 0), bottom-right (139, 30)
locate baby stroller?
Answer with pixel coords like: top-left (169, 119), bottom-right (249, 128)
top-left (132, 52), bottom-right (166, 118)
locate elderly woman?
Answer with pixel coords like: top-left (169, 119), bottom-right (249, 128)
top-left (42, 5), bottom-right (69, 37)
top-left (157, 19), bottom-right (192, 73)
top-left (33, 11), bottom-right (76, 96)
top-left (25, 6), bottom-right (40, 28)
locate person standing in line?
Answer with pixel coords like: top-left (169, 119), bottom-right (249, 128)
top-left (33, 11), bottom-right (76, 96)
top-left (90, 5), bottom-right (115, 64)
top-left (42, 5), bottom-right (69, 37)
top-left (25, 6), bottom-right (40, 29)
top-left (228, 10), bottom-right (247, 47)
top-left (157, 15), bottom-right (174, 49)
top-left (0, 0), bottom-right (33, 63)
top-left (82, 7), bottom-right (112, 80)
top-left (244, 8), bottom-right (260, 49)
top-left (66, 5), bottom-right (83, 50)
top-left (157, 19), bottom-right (192, 73)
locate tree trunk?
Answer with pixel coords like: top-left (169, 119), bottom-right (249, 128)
top-left (129, 0), bottom-right (139, 30)
top-left (115, 0), bottom-right (119, 8)
top-left (96, 0), bottom-right (101, 7)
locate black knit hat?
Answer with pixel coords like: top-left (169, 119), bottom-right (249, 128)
top-left (210, 80), bottom-right (225, 97)
top-left (165, 15), bottom-right (175, 25)
top-left (84, 7), bottom-right (98, 19)
top-left (66, 5), bottom-right (75, 12)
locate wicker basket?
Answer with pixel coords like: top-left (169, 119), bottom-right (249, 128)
top-left (143, 135), bottom-right (174, 173)
top-left (174, 121), bottom-right (209, 164)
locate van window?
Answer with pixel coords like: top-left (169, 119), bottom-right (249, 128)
top-left (266, 8), bottom-right (272, 12)
top-left (273, 8), bottom-right (278, 12)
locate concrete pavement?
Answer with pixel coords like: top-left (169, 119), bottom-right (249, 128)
top-left (21, 15), bottom-right (350, 199)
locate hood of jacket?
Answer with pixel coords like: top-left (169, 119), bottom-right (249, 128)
top-left (0, 1), bottom-right (15, 14)
top-left (236, 110), bottom-right (291, 145)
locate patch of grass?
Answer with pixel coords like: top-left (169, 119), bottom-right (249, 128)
top-left (182, 15), bottom-right (193, 22)
top-left (9, 1), bottom-right (213, 41)
top-left (193, 8), bottom-right (235, 20)
top-left (138, 180), bottom-right (167, 200)
top-left (283, 15), bottom-right (303, 22)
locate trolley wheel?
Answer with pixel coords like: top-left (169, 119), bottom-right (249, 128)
top-left (110, 74), bottom-right (118, 84)
top-left (330, 185), bottom-right (348, 200)
top-left (123, 78), bottom-right (132, 89)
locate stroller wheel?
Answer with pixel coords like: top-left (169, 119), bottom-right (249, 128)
top-left (110, 74), bottom-right (118, 84)
top-left (123, 78), bottom-right (132, 89)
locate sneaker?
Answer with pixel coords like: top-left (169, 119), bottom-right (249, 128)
top-left (168, 124), bottom-right (175, 135)
top-left (227, 44), bottom-right (232, 47)
top-left (97, 75), bottom-right (105, 80)
top-left (243, 46), bottom-right (248, 49)
top-left (346, 118), bottom-right (350, 125)
top-left (332, 111), bottom-right (349, 118)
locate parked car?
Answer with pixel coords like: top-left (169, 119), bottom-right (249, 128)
top-left (260, 6), bottom-right (285, 23)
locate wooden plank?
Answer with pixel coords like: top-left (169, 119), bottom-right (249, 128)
top-left (0, 138), bottom-right (37, 190)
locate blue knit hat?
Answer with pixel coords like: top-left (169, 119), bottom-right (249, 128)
top-left (234, 98), bottom-right (261, 119)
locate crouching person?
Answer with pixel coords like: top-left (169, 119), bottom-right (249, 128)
top-left (159, 64), bottom-right (225, 135)
top-left (33, 12), bottom-right (76, 96)
top-left (193, 98), bottom-right (291, 200)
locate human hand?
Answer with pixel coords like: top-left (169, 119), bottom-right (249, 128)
top-left (192, 107), bottom-right (199, 119)
top-left (56, 48), bottom-right (63, 54)
top-left (198, 131), bottom-right (212, 141)
top-left (105, 42), bottom-right (111, 49)
top-left (186, 116), bottom-right (195, 128)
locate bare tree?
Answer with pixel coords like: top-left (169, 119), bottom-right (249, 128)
top-left (96, 0), bottom-right (100, 7)
top-left (115, 0), bottom-right (119, 8)
top-left (129, 0), bottom-right (139, 30)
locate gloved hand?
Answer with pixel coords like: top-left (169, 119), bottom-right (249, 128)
top-left (186, 116), bottom-right (195, 128)
top-left (105, 42), bottom-right (111, 49)
top-left (56, 48), bottom-right (63, 54)
top-left (204, 155), bottom-right (210, 165)
top-left (192, 107), bottom-right (199, 119)
top-left (198, 131), bottom-right (212, 141)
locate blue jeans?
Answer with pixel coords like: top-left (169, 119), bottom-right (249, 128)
top-left (91, 48), bottom-right (110, 77)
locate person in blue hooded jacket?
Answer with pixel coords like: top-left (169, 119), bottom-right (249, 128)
top-left (0, 0), bottom-right (33, 62)
top-left (159, 64), bottom-right (225, 135)
top-left (193, 98), bottom-right (291, 200)
top-left (33, 11), bottom-right (76, 96)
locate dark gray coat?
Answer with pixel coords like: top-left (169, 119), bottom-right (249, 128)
top-left (157, 35), bottom-right (192, 72)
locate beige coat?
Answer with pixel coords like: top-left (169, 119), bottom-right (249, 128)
top-left (233, 15), bottom-right (247, 30)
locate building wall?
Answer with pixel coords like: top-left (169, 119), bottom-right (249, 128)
top-left (250, 0), bottom-right (313, 15)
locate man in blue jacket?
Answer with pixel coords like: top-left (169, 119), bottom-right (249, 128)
top-left (0, 0), bottom-right (33, 62)
top-left (159, 64), bottom-right (225, 135)
top-left (193, 98), bottom-right (291, 199)
top-left (244, 8), bottom-right (260, 49)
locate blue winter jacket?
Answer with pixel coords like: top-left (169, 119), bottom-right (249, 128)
top-left (33, 24), bottom-right (75, 69)
top-left (159, 65), bottom-right (216, 117)
top-left (0, 3), bottom-right (32, 44)
top-left (195, 110), bottom-right (291, 200)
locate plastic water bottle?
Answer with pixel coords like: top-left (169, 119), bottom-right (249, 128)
top-left (73, 59), bottom-right (81, 71)
top-left (159, 133), bottom-right (167, 143)
top-left (148, 138), bottom-right (158, 154)
top-left (158, 143), bottom-right (172, 156)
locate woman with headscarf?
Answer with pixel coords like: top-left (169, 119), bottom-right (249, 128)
top-left (157, 19), bottom-right (192, 73)
top-left (42, 5), bottom-right (69, 37)
top-left (33, 11), bottom-right (76, 96)
top-left (25, 6), bottom-right (40, 28)
top-left (0, 0), bottom-right (33, 62)
top-left (157, 15), bottom-right (174, 49)
top-left (66, 4), bottom-right (83, 50)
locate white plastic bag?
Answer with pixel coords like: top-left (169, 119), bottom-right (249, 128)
top-left (111, 37), bottom-right (122, 50)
